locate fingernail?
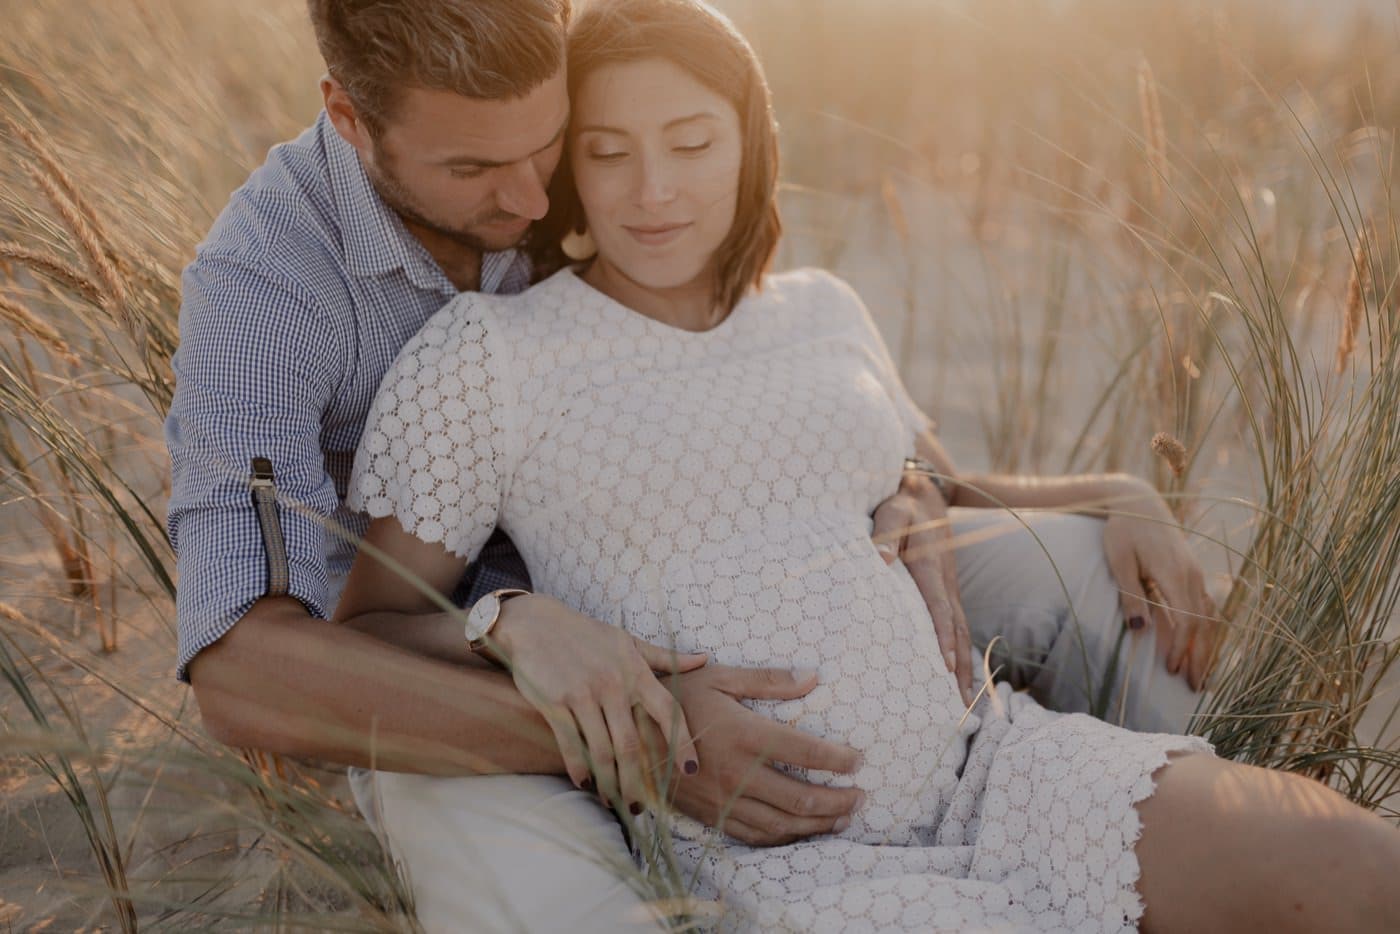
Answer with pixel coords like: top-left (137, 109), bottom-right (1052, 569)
top-left (854, 791), bottom-right (867, 812)
top-left (580, 777), bottom-right (595, 792)
top-left (944, 652), bottom-right (956, 672)
top-left (628, 801), bottom-right (643, 816)
top-left (833, 816), bottom-right (851, 833)
top-left (1127, 616), bottom-right (1146, 631)
top-left (683, 759), bottom-right (699, 775)
top-left (793, 667), bottom-right (819, 682)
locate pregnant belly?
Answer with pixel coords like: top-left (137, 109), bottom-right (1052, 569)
top-left (642, 517), bottom-right (974, 842)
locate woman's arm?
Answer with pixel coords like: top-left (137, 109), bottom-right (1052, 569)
top-left (916, 430), bottom-right (1219, 688)
top-left (333, 514), bottom-right (483, 664)
top-left (334, 513), bottom-right (706, 811)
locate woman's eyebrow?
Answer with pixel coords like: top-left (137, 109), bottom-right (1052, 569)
top-left (575, 111), bottom-right (720, 135)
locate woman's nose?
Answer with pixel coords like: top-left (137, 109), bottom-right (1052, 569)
top-left (634, 153), bottom-right (677, 209)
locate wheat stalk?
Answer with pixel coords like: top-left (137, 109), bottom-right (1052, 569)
top-left (0, 241), bottom-right (105, 304)
top-left (1136, 57), bottom-right (1168, 207)
top-left (0, 292), bottom-right (78, 365)
top-left (1336, 230), bottom-right (1369, 372)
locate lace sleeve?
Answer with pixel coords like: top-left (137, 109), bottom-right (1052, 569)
top-left (819, 271), bottom-right (929, 447)
top-left (347, 306), bottom-right (515, 561)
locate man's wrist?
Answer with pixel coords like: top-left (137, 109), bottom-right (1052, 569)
top-left (903, 457), bottom-right (952, 504)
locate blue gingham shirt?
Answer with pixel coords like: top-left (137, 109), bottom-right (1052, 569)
top-left (167, 111), bottom-right (532, 683)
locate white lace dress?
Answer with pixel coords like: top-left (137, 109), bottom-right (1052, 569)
top-left (347, 266), bottom-right (1212, 933)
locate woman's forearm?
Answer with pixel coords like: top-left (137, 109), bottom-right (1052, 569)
top-left (909, 421), bottom-right (1157, 515)
top-left (340, 607), bottom-right (492, 668)
top-left (908, 429), bottom-right (1153, 514)
top-left (951, 471), bottom-right (1157, 516)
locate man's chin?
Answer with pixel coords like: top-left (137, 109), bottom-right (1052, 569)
top-left (468, 218), bottom-right (534, 252)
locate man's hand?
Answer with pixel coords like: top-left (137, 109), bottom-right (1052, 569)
top-left (1101, 480), bottom-right (1221, 691)
top-left (636, 665), bottom-right (864, 847)
top-left (873, 471), bottom-right (974, 705)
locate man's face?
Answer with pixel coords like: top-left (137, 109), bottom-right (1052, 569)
top-left (361, 69), bottom-right (569, 253)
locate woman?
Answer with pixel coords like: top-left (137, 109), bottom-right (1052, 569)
top-left (335, 0), bottom-right (1400, 930)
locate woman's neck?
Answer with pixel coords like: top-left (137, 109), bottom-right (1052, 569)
top-left (581, 256), bottom-right (726, 333)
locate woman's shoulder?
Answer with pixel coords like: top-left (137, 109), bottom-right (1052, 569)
top-left (757, 267), bottom-right (867, 323)
top-left (411, 267), bottom-right (585, 352)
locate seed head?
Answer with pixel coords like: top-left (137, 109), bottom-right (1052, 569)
top-left (1151, 431), bottom-right (1188, 477)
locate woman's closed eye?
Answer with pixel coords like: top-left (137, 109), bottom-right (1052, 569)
top-left (584, 141), bottom-right (712, 163)
top-left (586, 148), bottom-right (629, 163)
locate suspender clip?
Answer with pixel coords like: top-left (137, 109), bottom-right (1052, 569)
top-left (249, 457), bottom-right (290, 598)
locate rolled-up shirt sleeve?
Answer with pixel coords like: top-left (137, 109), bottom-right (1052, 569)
top-left (166, 254), bottom-right (345, 683)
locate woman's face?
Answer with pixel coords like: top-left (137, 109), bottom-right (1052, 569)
top-left (570, 57), bottom-right (743, 294)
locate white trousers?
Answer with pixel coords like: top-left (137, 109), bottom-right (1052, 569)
top-left (350, 509), bottom-right (1204, 933)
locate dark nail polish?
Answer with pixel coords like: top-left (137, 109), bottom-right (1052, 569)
top-left (628, 801), bottom-right (643, 816)
top-left (683, 759), bottom-right (699, 775)
top-left (1127, 616), bottom-right (1146, 631)
top-left (580, 777), bottom-right (595, 792)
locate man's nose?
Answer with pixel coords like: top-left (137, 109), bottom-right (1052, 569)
top-left (495, 159), bottom-right (550, 220)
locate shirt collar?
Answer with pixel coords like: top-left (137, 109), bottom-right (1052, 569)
top-left (319, 111), bottom-right (527, 296)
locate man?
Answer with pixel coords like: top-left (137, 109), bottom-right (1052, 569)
top-left (167, 1), bottom-right (1213, 929)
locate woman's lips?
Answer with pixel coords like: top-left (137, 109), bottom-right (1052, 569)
top-left (623, 222), bottom-right (691, 247)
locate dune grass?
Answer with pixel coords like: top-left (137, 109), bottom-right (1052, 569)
top-left (1, 0), bottom-right (1398, 928)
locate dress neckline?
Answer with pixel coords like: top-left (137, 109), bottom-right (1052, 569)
top-left (558, 265), bottom-right (754, 340)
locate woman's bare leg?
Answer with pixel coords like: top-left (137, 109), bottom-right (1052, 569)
top-left (1134, 753), bottom-right (1400, 933)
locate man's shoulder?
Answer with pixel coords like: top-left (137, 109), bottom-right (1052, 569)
top-left (193, 117), bottom-right (347, 285)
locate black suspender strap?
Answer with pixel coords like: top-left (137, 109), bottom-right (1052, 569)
top-left (250, 457), bottom-right (290, 598)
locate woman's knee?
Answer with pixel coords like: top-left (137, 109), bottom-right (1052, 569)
top-left (1134, 753), bottom-right (1400, 933)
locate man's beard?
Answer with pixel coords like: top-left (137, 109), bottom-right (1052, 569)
top-left (368, 158), bottom-right (524, 254)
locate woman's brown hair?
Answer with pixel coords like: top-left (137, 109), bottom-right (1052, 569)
top-left (533, 0), bottom-right (782, 312)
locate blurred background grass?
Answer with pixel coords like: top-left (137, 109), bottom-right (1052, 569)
top-left (2, 0), bottom-right (1398, 929)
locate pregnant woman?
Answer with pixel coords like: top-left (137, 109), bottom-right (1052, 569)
top-left (334, 0), bottom-right (1400, 930)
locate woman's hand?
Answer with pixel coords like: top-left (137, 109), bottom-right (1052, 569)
top-left (490, 595), bottom-right (708, 814)
top-left (1101, 479), bottom-right (1220, 690)
top-left (633, 664), bottom-right (866, 845)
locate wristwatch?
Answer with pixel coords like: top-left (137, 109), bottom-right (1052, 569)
top-left (903, 457), bottom-right (953, 503)
top-left (464, 588), bottom-right (531, 651)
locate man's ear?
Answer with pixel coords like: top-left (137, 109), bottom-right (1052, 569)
top-left (321, 75), bottom-right (374, 157)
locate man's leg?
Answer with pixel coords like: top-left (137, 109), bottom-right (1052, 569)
top-left (949, 507), bottom-right (1203, 734)
top-left (349, 769), bottom-right (663, 933)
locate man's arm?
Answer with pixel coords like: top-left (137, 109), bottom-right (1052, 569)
top-left (194, 596), bottom-right (865, 844)
top-left (189, 596), bottom-right (563, 774)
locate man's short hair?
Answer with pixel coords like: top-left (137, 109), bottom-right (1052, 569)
top-left (307, 0), bottom-right (571, 136)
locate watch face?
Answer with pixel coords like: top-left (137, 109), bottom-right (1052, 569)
top-left (464, 594), bottom-right (498, 644)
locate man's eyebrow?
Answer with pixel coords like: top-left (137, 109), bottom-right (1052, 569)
top-left (437, 117), bottom-right (568, 169)
top-left (575, 111), bottom-right (720, 136)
